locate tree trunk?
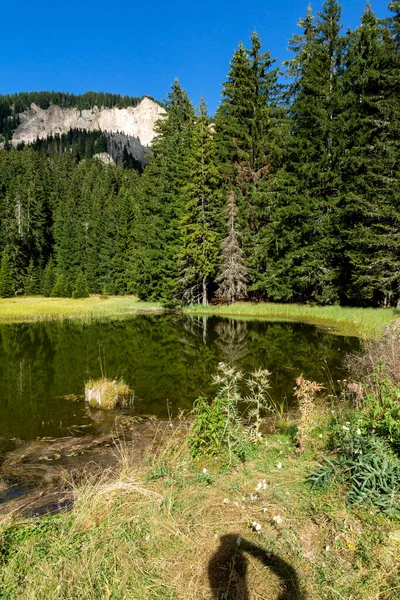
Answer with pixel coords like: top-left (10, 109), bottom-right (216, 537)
top-left (202, 277), bottom-right (208, 306)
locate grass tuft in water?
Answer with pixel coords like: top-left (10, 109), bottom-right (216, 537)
top-left (84, 377), bottom-right (132, 410)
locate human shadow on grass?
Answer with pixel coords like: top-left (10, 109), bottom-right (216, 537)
top-left (208, 533), bottom-right (305, 600)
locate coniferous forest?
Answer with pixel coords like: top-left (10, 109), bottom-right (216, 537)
top-left (0, 1), bottom-right (399, 307)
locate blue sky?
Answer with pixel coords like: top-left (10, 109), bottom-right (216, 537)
top-left (1, 1), bottom-right (391, 114)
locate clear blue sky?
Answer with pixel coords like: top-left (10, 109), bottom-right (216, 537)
top-left (1, 1), bottom-right (391, 114)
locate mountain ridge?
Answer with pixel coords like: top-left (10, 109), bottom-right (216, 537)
top-left (9, 96), bottom-right (165, 148)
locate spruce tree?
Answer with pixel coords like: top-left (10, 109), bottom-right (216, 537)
top-left (215, 191), bottom-right (248, 304)
top-left (215, 32), bottom-right (281, 294)
top-left (178, 99), bottom-right (223, 305)
top-left (265, 1), bottom-right (345, 303)
top-left (0, 247), bottom-right (14, 298)
top-left (339, 4), bottom-right (400, 305)
top-left (23, 259), bottom-right (41, 295)
top-left (41, 258), bottom-right (56, 297)
top-left (130, 80), bottom-right (194, 301)
top-left (72, 271), bottom-right (90, 299)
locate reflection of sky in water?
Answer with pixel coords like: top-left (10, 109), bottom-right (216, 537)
top-left (0, 315), bottom-right (360, 441)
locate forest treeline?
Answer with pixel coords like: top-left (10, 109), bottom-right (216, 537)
top-left (0, 0), bottom-right (399, 306)
top-left (17, 129), bottom-right (146, 171)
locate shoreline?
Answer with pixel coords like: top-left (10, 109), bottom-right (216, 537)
top-left (0, 296), bottom-right (398, 336)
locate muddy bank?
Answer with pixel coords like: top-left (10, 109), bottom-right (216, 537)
top-left (0, 417), bottom-right (185, 518)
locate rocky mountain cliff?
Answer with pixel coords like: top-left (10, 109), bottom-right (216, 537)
top-left (0, 96), bottom-right (165, 169)
top-left (10, 97), bottom-right (165, 148)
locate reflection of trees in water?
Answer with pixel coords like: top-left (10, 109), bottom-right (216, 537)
top-left (179, 314), bottom-right (209, 346)
top-left (215, 319), bottom-right (249, 366)
top-left (0, 315), bottom-right (360, 440)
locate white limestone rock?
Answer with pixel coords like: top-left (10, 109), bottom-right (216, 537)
top-left (11, 97), bottom-right (165, 148)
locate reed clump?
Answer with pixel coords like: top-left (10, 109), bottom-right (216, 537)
top-left (84, 377), bottom-right (132, 409)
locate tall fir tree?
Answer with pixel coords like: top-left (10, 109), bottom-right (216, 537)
top-left (338, 3), bottom-right (400, 305)
top-left (215, 32), bottom-right (282, 295)
top-left (178, 99), bottom-right (223, 305)
top-left (265, 1), bottom-right (345, 303)
top-left (130, 80), bottom-right (194, 301)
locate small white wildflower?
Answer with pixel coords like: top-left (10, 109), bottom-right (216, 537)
top-left (145, 535), bottom-right (150, 541)
top-left (342, 426), bottom-right (350, 431)
top-left (262, 507), bottom-right (268, 513)
top-left (256, 482), bottom-right (263, 491)
top-left (273, 515), bottom-right (283, 524)
top-left (252, 521), bottom-right (262, 532)
top-left (277, 462), bottom-right (282, 470)
top-left (356, 428), bottom-right (361, 435)
top-left (325, 545), bottom-right (330, 552)
top-left (331, 410), bottom-right (335, 414)
top-left (319, 434), bottom-right (323, 438)
top-left (202, 467), bottom-right (208, 474)
top-left (250, 494), bottom-right (258, 501)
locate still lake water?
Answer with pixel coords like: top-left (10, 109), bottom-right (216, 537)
top-left (0, 314), bottom-right (360, 445)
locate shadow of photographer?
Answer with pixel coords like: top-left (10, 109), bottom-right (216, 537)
top-left (208, 533), bottom-right (305, 600)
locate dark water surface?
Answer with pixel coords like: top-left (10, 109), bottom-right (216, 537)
top-left (0, 314), bottom-right (360, 442)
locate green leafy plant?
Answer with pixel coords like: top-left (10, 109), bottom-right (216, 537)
top-left (310, 433), bottom-right (400, 517)
top-left (360, 367), bottom-right (400, 451)
top-left (188, 363), bottom-right (246, 461)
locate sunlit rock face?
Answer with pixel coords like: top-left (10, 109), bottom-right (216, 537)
top-left (11, 97), bottom-right (165, 148)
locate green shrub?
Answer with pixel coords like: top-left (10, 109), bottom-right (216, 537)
top-left (360, 367), bottom-right (400, 451)
top-left (310, 433), bottom-right (400, 517)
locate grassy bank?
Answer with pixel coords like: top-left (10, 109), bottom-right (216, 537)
top-left (187, 302), bottom-right (400, 337)
top-left (0, 426), bottom-right (398, 600)
top-left (1, 345), bottom-right (400, 598)
top-left (0, 296), bottom-right (398, 336)
top-left (0, 296), bottom-right (162, 323)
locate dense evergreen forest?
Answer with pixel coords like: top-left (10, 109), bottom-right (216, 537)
top-left (18, 129), bottom-right (147, 172)
top-left (0, 0), bottom-right (399, 307)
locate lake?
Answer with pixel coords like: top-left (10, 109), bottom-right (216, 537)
top-left (0, 313), bottom-right (360, 447)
